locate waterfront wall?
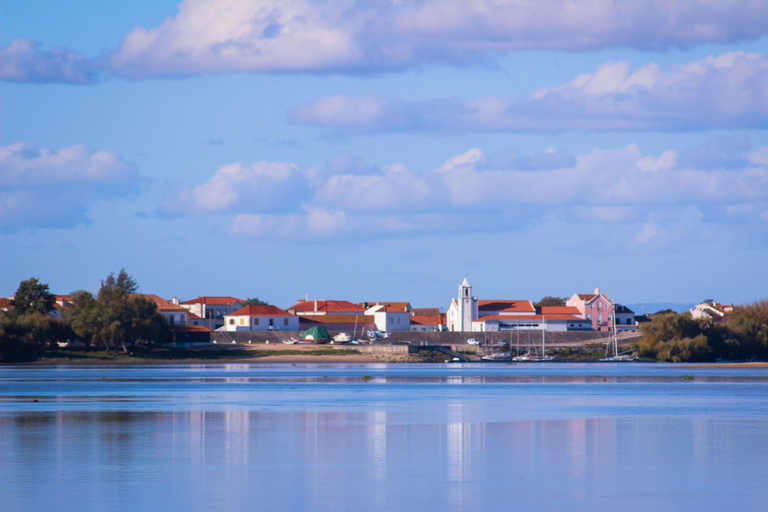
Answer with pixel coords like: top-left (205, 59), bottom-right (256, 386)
top-left (205, 329), bottom-right (632, 347)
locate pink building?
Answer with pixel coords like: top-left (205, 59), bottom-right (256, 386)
top-left (566, 288), bottom-right (615, 332)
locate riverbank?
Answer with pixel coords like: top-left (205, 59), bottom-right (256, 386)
top-left (678, 362), bottom-right (768, 369)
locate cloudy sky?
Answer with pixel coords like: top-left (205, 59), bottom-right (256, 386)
top-left (2, 0), bottom-right (767, 309)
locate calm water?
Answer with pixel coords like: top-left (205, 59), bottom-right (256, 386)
top-left (2, 363), bottom-right (768, 511)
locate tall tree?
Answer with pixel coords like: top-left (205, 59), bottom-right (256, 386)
top-left (243, 297), bottom-right (268, 306)
top-left (11, 277), bottom-right (56, 316)
top-left (533, 296), bottom-right (567, 308)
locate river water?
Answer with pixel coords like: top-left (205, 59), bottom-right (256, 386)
top-left (2, 363), bottom-right (767, 511)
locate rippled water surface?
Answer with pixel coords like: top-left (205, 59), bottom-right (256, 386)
top-left (2, 363), bottom-right (768, 511)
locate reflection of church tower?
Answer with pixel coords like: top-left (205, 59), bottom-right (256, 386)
top-left (457, 278), bottom-right (478, 332)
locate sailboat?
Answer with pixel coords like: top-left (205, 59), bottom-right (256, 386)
top-left (599, 301), bottom-right (637, 362)
top-left (529, 318), bottom-right (554, 361)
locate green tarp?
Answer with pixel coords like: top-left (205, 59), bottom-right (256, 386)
top-left (300, 326), bottom-right (330, 342)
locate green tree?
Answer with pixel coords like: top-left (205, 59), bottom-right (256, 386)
top-left (243, 297), bottom-right (268, 306)
top-left (67, 270), bottom-right (169, 352)
top-left (533, 296), bottom-right (567, 308)
top-left (66, 290), bottom-right (99, 349)
top-left (10, 277), bottom-right (56, 316)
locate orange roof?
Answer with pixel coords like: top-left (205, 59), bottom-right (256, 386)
top-left (300, 314), bottom-right (374, 325)
top-left (475, 314), bottom-right (586, 322)
top-left (410, 315), bottom-right (445, 325)
top-left (288, 300), bottom-right (366, 314)
top-left (540, 306), bottom-right (582, 315)
top-left (359, 301), bottom-right (410, 310)
top-left (142, 294), bottom-right (189, 312)
top-left (0, 298), bottom-right (13, 309)
top-left (577, 293), bottom-right (598, 301)
top-left (188, 312), bottom-right (202, 319)
top-left (229, 305), bottom-right (293, 317)
top-left (411, 308), bottom-right (441, 316)
top-left (181, 296), bottom-right (244, 305)
top-left (170, 325), bottom-right (213, 333)
top-left (478, 300), bottom-right (536, 314)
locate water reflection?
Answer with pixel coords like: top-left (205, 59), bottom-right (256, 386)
top-left (2, 365), bottom-right (768, 512)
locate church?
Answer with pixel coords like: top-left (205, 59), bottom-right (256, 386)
top-left (446, 278), bottom-right (591, 332)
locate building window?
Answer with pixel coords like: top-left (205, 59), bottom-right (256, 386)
top-left (228, 319), bottom-right (234, 325)
top-left (626, 318), bottom-right (632, 325)
top-left (598, 314), bottom-right (602, 323)
top-left (284, 318), bottom-right (289, 326)
top-left (169, 315), bottom-right (175, 325)
top-left (240, 318), bottom-right (245, 325)
top-left (269, 318), bottom-right (274, 327)
top-left (254, 318), bottom-right (259, 325)
top-left (597, 302), bottom-right (602, 310)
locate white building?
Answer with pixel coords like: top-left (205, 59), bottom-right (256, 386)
top-left (447, 278), bottom-right (479, 332)
top-left (180, 296), bottom-right (244, 330)
top-left (224, 305), bottom-right (299, 332)
top-left (690, 300), bottom-right (733, 323)
top-left (144, 294), bottom-right (189, 326)
top-left (366, 304), bottom-right (411, 332)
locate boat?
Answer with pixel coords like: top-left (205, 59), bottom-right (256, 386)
top-left (599, 300), bottom-right (638, 362)
top-left (512, 353), bottom-right (531, 362)
top-left (332, 332), bottom-right (354, 343)
top-left (481, 351), bottom-right (513, 362)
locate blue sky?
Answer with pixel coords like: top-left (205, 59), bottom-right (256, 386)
top-left (1, 0), bottom-right (767, 309)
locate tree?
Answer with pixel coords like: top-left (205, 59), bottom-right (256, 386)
top-left (533, 296), bottom-right (567, 308)
top-left (101, 268), bottom-right (138, 295)
top-left (67, 270), bottom-right (169, 352)
top-left (10, 277), bottom-right (56, 316)
top-left (66, 290), bottom-right (99, 349)
top-left (243, 297), bottom-right (268, 306)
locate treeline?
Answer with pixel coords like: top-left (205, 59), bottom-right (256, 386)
top-left (0, 270), bottom-right (170, 363)
top-left (638, 300), bottom-right (768, 362)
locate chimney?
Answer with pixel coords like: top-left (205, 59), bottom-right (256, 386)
top-left (594, 288), bottom-right (600, 295)
top-left (314, 300), bottom-right (318, 312)
top-left (172, 296), bottom-right (179, 305)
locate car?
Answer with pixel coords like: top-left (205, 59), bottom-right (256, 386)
top-left (466, 338), bottom-right (480, 345)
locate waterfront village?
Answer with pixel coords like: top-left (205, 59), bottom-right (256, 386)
top-left (1, 278), bottom-right (731, 346)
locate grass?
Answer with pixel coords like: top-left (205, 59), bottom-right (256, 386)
top-left (38, 346), bottom-right (361, 364)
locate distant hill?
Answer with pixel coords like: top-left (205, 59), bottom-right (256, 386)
top-left (626, 303), bottom-right (696, 314)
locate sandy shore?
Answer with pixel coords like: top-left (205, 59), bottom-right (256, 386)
top-left (674, 362), bottom-right (768, 369)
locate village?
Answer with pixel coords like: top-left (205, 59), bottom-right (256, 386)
top-left (3, 277), bottom-right (735, 350)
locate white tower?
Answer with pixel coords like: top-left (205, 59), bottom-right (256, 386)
top-left (456, 278), bottom-right (477, 331)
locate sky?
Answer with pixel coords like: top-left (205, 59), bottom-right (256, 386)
top-left (1, 0), bottom-right (767, 310)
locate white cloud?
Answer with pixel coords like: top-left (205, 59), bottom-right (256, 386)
top-left (0, 39), bottom-right (97, 84)
top-left (108, 0), bottom-right (768, 77)
top-left (165, 141), bottom-right (768, 246)
top-left (290, 52), bottom-right (768, 133)
top-left (160, 160), bottom-right (315, 216)
top-left (0, 142), bottom-right (139, 229)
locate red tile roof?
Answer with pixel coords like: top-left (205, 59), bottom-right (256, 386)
top-left (478, 300), bottom-right (536, 314)
top-left (577, 293), bottom-right (598, 301)
top-left (0, 298), bottom-right (12, 309)
top-left (410, 315), bottom-right (445, 325)
top-left (299, 314), bottom-right (374, 325)
top-left (540, 306), bottom-right (582, 315)
top-left (142, 294), bottom-right (189, 312)
top-left (170, 325), bottom-right (213, 333)
top-left (229, 305), bottom-right (293, 317)
top-left (475, 313), bottom-right (586, 322)
top-left (288, 300), bottom-right (366, 314)
top-left (181, 296), bottom-right (244, 305)
top-left (359, 301), bottom-right (411, 310)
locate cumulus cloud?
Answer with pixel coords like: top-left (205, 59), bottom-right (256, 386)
top-left (161, 140), bottom-right (768, 248)
top-left (108, 0), bottom-right (768, 77)
top-left (0, 39), bottom-right (98, 84)
top-left (159, 160), bottom-right (315, 216)
top-left (289, 52), bottom-right (768, 133)
top-left (0, 142), bottom-right (139, 228)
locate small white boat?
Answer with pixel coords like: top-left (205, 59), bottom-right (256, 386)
top-left (333, 333), bottom-right (353, 343)
top-left (481, 352), bottom-right (513, 362)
